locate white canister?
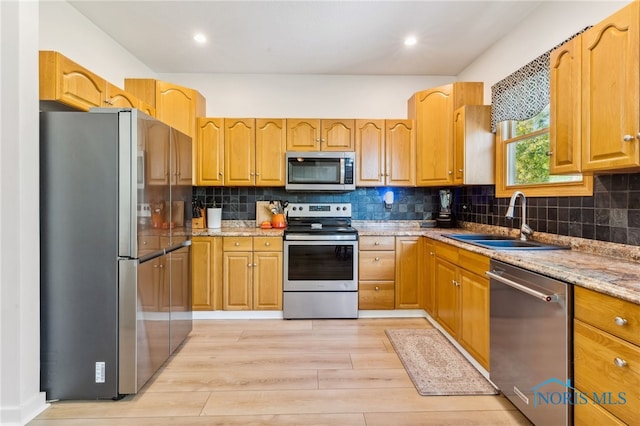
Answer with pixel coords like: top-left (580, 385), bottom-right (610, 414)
top-left (207, 208), bottom-right (222, 229)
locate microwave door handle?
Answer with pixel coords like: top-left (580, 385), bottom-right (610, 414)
top-left (340, 158), bottom-right (345, 184)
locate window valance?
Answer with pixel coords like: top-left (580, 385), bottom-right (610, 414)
top-left (490, 28), bottom-right (591, 132)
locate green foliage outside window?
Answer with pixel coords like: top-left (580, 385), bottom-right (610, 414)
top-left (506, 104), bottom-right (580, 186)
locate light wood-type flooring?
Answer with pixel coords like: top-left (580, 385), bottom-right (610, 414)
top-left (30, 318), bottom-right (532, 425)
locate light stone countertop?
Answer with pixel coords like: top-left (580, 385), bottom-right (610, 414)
top-left (190, 220), bottom-right (640, 305)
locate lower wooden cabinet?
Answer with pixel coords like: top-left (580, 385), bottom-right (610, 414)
top-left (358, 236), bottom-right (396, 309)
top-left (574, 286), bottom-right (640, 425)
top-left (191, 236), bottom-right (223, 311)
top-left (433, 240), bottom-right (490, 370)
top-left (223, 236), bottom-right (283, 310)
top-left (395, 236), bottom-right (422, 309)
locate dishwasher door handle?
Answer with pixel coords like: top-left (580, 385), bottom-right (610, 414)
top-left (486, 270), bottom-right (558, 303)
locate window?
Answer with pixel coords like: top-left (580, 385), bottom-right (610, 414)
top-left (495, 105), bottom-right (592, 197)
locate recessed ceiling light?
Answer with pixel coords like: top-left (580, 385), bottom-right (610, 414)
top-left (404, 36), bottom-right (417, 47)
top-left (193, 33), bottom-right (207, 44)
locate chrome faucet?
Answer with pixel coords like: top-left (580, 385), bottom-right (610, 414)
top-left (505, 191), bottom-right (534, 241)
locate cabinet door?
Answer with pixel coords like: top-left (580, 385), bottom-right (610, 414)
top-left (253, 251), bottom-right (283, 310)
top-left (414, 87), bottom-right (454, 185)
top-left (550, 35), bottom-right (582, 174)
top-left (322, 119), bottom-right (355, 151)
top-left (435, 257), bottom-right (459, 337)
top-left (582, 2), bottom-right (640, 171)
top-left (255, 118), bottom-right (286, 186)
top-left (105, 83), bottom-right (138, 108)
top-left (423, 238), bottom-right (436, 315)
top-left (453, 105), bottom-right (495, 185)
top-left (287, 119), bottom-right (320, 151)
top-left (156, 82), bottom-right (197, 138)
top-left (191, 237), bottom-right (214, 310)
top-left (39, 51), bottom-right (107, 111)
top-left (355, 119), bottom-right (385, 186)
top-left (196, 118), bottom-right (225, 186)
top-left (395, 237), bottom-right (421, 309)
top-left (223, 251), bottom-right (252, 310)
top-left (386, 119), bottom-right (416, 186)
top-left (459, 269), bottom-right (490, 370)
top-left (224, 118), bottom-right (256, 186)
top-left (172, 128), bottom-right (193, 186)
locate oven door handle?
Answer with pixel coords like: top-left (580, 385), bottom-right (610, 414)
top-left (486, 270), bottom-right (558, 303)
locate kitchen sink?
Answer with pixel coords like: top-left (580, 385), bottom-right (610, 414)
top-left (442, 233), bottom-right (569, 251)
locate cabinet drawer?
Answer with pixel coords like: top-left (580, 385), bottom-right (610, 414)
top-left (434, 240), bottom-right (459, 263)
top-left (359, 281), bottom-right (395, 310)
top-left (458, 248), bottom-right (490, 277)
top-left (359, 251), bottom-right (395, 281)
top-left (223, 236), bottom-right (253, 251)
top-left (253, 236), bottom-right (283, 252)
top-left (359, 236), bottom-right (395, 251)
top-left (574, 393), bottom-right (626, 426)
top-left (574, 320), bottom-right (639, 425)
top-left (575, 286), bottom-right (640, 346)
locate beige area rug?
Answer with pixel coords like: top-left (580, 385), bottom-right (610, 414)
top-left (385, 328), bottom-right (498, 396)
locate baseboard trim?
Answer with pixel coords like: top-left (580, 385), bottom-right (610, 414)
top-left (1, 392), bottom-right (48, 426)
top-left (192, 309), bottom-right (428, 320)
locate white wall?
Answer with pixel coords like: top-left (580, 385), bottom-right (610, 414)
top-left (159, 73), bottom-right (454, 118)
top-left (458, 0), bottom-right (630, 103)
top-left (1, 1), bottom-right (48, 425)
top-left (39, 1), bottom-right (155, 87)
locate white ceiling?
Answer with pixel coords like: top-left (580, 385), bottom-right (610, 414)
top-left (68, 1), bottom-right (543, 76)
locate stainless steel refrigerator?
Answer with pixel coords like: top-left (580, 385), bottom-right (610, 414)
top-left (40, 108), bottom-right (192, 400)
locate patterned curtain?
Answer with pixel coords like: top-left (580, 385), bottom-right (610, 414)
top-left (490, 28), bottom-right (591, 132)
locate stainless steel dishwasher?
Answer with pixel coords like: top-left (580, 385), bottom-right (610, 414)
top-left (487, 260), bottom-right (572, 426)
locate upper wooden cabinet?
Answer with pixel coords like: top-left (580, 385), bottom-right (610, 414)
top-left (550, 35), bottom-right (582, 174)
top-left (223, 118), bottom-right (286, 187)
top-left (39, 51), bottom-right (154, 115)
top-left (124, 78), bottom-right (206, 139)
top-left (196, 118), bottom-right (225, 186)
top-left (355, 119), bottom-right (416, 187)
top-left (255, 118), bottom-right (287, 186)
top-left (287, 119), bottom-right (355, 151)
top-left (580, 1), bottom-right (640, 172)
top-left (40, 51), bottom-right (107, 111)
top-left (224, 118), bottom-right (256, 186)
top-left (408, 82), bottom-right (484, 186)
top-left (452, 105), bottom-right (494, 185)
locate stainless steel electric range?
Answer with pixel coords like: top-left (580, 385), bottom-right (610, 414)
top-left (283, 203), bottom-right (358, 319)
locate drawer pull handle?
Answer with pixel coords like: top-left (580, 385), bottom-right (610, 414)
top-left (265, 242), bottom-right (270, 246)
top-left (374, 241), bottom-right (380, 245)
top-left (614, 357), bottom-right (627, 368)
top-left (235, 242), bottom-right (240, 246)
top-left (375, 286), bottom-right (380, 291)
top-left (374, 257), bottom-right (380, 261)
top-left (614, 316), bottom-right (628, 326)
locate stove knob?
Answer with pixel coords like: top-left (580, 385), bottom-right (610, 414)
top-left (298, 206), bottom-right (303, 211)
top-left (342, 206), bottom-right (347, 211)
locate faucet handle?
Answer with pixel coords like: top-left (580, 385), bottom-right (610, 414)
top-left (520, 223), bottom-right (534, 240)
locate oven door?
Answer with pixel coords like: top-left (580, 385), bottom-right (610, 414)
top-left (284, 240), bottom-right (358, 291)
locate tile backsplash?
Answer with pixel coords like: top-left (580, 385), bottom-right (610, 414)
top-left (192, 186), bottom-right (441, 221)
top-left (192, 172), bottom-right (640, 246)
top-left (457, 173), bottom-right (640, 246)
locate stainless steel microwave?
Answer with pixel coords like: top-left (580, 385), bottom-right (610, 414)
top-left (285, 151), bottom-right (356, 191)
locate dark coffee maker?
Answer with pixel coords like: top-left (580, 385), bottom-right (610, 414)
top-left (436, 189), bottom-right (454, 228)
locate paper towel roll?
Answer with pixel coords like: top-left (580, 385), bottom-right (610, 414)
top-left (207, 208), bottom-right (222, 229)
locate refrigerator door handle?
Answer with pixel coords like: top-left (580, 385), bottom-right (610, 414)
top-left (165, 239), bottom-right (191, 254)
